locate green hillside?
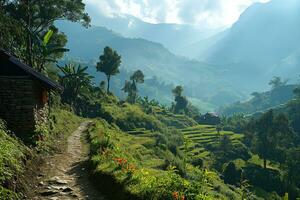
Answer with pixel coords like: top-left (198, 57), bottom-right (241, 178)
top-left (0, 121), bottom-right (28, 199)
top-left (88, 118), bottom-right (245, 200)
top-left (179, 125), bottom-right (244, 162)
top-left (220, 83), bottom-right (298, 116)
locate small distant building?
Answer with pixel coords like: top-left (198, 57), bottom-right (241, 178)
top-left (196, 112), bottom-right (221, 125)
top-left (0, 50), bottom-right (62, 135)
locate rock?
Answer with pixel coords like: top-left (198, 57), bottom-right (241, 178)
top-left (48, 176), bottom-right (68, 185)
top-left (40, 190), bottom-right (58, 196)
top-left (49, 185), bottom-right (67, 190)
top-left (49, 176), bottom-right (59, 181)
top-left (56, 179), bottom-right (68, 185)
top-left (62, 187), bottom-right (73, 193)
top-left (38, 174), bottom-right (44, 178)
top-left (38, 181), bottom-right (44, 186)
top-left (70, 193), bottom-right (78, 198)
top-left (49, 197), bottom-right (59, 200)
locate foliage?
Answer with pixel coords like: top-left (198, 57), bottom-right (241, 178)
top-left (34, 108), bottom-right (83, 154)
top-left (222, 162), bottom-right (241, 185)
top-left (0, 120), bottom-right (28, 199)
top-left (269, 76), bottom-right (288, 90)
top-left (222, 114), bottom-right (248, 133)
top-left (88, 119), bottom-right (241, 200)
top-left (293, 87), bottom-right (300, 99)
top-left (97, 46), bottom-right (121, 93)
top-left (283, 147), bottom-right (300, 192)
top-left (247, 110), bottom-right (296, 168)
top-left (172, 85), bottom-right (189, 114)
top-left (1, 0), bottom-right (90, 70)
top-left (220, 83), bottom-right (297, 116)
top-left (58, 64), bottom-right (93, 105)
top-left (123, 70), bottom-right (145, 104)
top-left (172, 86), bottom-right (183, 97)
top-left (99, 102), bottom-right (163, 132)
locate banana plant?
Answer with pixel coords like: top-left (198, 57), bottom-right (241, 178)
top-left (58, 64), bottom-right (94, 105)
top-left (30, 28), bottom-right (69, 72)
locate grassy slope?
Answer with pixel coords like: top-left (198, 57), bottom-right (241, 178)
top-left (88, 102), bottom-right (244, 199)
top-left (0, 121), bottom-right (28, 199)
top-left (43, 108), bottom-right (83, 152)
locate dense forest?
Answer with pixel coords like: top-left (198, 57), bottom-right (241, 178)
top-left (0, 0), bottom-right (300, 200)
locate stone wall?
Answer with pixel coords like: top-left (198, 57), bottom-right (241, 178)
top-left (0, 76), bottom-right (48, 135)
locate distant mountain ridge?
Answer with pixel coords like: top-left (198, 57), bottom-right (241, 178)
top-left (84, 10), bottom-right (220, 55)
top-left (57, 21), bottom-right (245, 109)
top-left (199, 0), bottom-right (300, 92)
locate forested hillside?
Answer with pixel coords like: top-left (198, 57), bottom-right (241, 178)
top-left (220, 77), bottom-right (298, 115)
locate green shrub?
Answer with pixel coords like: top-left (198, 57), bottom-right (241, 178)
top-left (35, 109), bottom-right (82, 153)
top-left (100, 103), bottom-right (163, 131)
top-left (222, 162), bottom-right (241, 185)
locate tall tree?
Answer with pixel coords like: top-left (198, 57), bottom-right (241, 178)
top-left (293, 87), bottom-right (300, 99)
top-left (283, 147), bottom-right (300, 186)
top-left (2, 0), bottom-right (90, 70)
top-left (251, 110), bottom-right (295, 168)
top-left (172, 85), bottom-right (183, 97)
top-left (97, 46), bottom-right (121, 93)
top-left (0, 5), bottom-right (25, 54)
top-left (269, 76), bottom-right (287, 89)
top-left (172, 85), bottom-right (188, 114)
top-left (253, 110), bottom-right (276, 169)
top-left (131, 70), bottom-right (144, 86)
top-left (123, 70), bottom-right (145, 104)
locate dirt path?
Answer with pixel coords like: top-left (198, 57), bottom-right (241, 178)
top-left (33, 122), bottom-right (106, 200)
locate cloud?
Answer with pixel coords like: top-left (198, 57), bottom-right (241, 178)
top-left (84, 0), bottom-right (270, 28)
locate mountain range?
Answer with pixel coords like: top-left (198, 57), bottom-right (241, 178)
top-left (84, 9), bottom-right (220, 55)
top-left (57, 0), bottom-right (300, 111)
top-left (199, 0), bottom-right (300, 92)
top-left (57, 21), bottom-right (244, 110)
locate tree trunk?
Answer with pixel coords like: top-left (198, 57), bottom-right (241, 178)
top-left (107, 75), bottom-right (110, 93)
top-left (263, 158), bottom-right (267, 169)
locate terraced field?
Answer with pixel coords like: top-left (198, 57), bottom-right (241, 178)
top-left (179, 125), bottom-right (244, 161)
top-left (152, 107), bottom-right (198, 128)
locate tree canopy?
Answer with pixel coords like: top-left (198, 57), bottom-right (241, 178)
top-left (1, 0), bottom-right (90, 71)
top-left (97, 46), bottom-right (121, 93)
top-left (123, 70), bottom-right (145, 104)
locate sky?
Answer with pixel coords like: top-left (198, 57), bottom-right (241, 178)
top-left (84, 0), bottom-right (271, 29)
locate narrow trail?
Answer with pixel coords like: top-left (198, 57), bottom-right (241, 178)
top-left (33, 122), bottom-right (106, 200)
